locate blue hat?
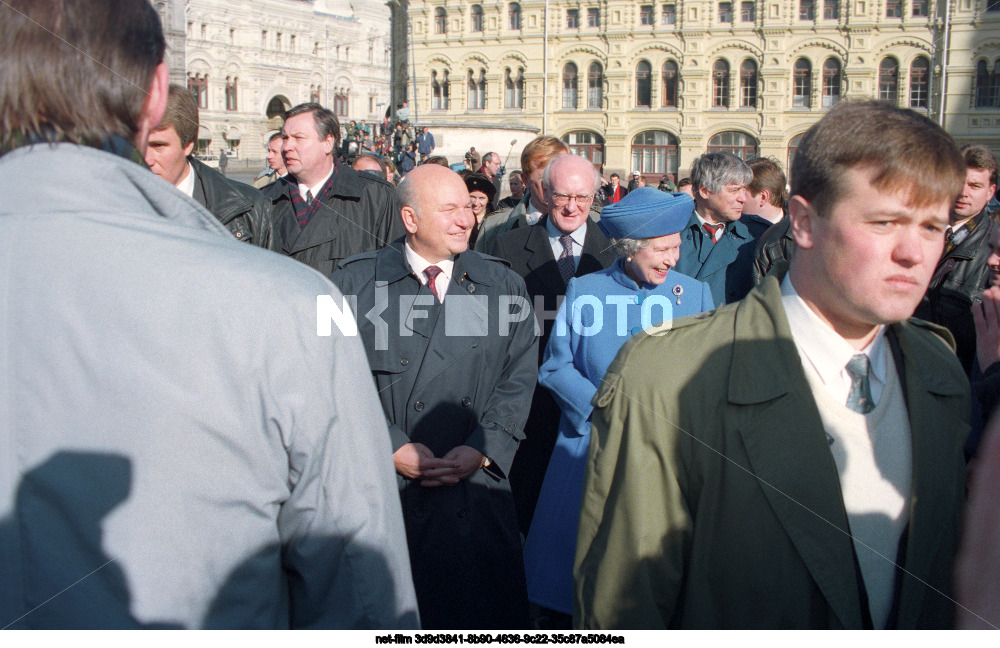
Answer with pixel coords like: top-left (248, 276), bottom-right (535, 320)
top-left (598, 187), bottom-right (694, 240)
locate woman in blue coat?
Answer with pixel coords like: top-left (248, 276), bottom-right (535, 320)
top-left (523, 188), bottom-right (715, 624)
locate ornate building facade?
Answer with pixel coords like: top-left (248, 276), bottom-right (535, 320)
top-left (156, 0), bottom-right (392, 158)
top-left (398, 0), bottom-right (1000, 180)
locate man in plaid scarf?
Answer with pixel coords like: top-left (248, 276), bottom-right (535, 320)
top-left (265, 103), bottom-right (404, 276)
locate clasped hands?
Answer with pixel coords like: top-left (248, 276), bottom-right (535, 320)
top-left (393, 442), bottom-right (486, 487)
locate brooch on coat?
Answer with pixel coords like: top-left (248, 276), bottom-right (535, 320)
top-left (672, 284), bottom-right (683, 305)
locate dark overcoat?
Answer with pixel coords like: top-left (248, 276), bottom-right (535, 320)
top-left (264, 164), bottom-right (404, 276)
top-left (331, 239), bottom-right (538, 629)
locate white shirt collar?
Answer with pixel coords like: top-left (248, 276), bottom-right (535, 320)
top-left (525, 200), bottom-right (544, 225)
top-left (694, 210), bottom-right (725, 241)
top-left (545, 217), bottom-right (586, 247)
top-left (404, 241), bottom-right (455, 302)
top-left (175, 161), bottom-right (195, 198)
top-left (298, 166), bottom-right (334, 202)
top-left (781, 273), bottom-right (888, 405)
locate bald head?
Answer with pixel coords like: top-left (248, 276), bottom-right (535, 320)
top-left (397, 164), bottom-right (475, 263)
top-left (543, 155), bottom-right (601, 196)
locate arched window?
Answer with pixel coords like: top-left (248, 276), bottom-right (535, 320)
top-left (435, 7), bottom-right (447, 35)
top-left (471, 5), bottom-right (484, 32)
top-left (909, 56), bottom-right (930, 109)
top-left (442, 71), bottom-right (451, 109)
top-left (708, 131), bottom-right (758, 160)
top-left (662, 60), bottom-right (679, 108)
top-left (740, 60), bottom-right (757, 108)
top-left (976, 60), bottom-right (992, 107)
top-left (563, 62), bottom-right (578, 109)
top-left (821, 58), bottom-right (841, 108)
top-left (225, 76), bottom-right (238, 111)
top-left (713, 59), bottom-right (730, 108)
top-left (468, 68), bottom-right (486, 110)
top-left (878, 57), bottom-right (899, 104)
top-left (562, 131), bottom-right (605, 169)
top-left (787, 133), bottom-right (805, 174)
top-left (588, 63), bottom-right (604, 108)
top-left (333, 89), bottom-right (349, 117)
top-left (505, 67), bottom-right (525, 109)
top-left (509, 3), bottom-right (522, 30)
top-left (793, 58), bottom-right (812, 108)
top-left (636, 60), bottom-right (652, 107)
top-left (432, 71), bottom-right (443, 110)
top-left (631, 130), bottom-right (680, 179)
top-left (188, 73), bottom-right (208, 109)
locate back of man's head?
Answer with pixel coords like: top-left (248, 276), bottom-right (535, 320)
top-left (690, 151), bottom-right (753, 196)
top-left (284, 102), bottom-right (341, 148)
top-left (961, 144), bottom-right (999, 186)
top-left (157, 85), bottom-right (199, 148)
top-left (520, 136), bottom-right (570, 176)
top-left (748, 157), bottom-right (788, 208)
top-left (791, 100), bottom-right (965, 217)
top-left (0, 0), bottom-right (165, 153)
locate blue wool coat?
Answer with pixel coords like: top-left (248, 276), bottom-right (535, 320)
top-left (675, 211), bottom-right (758, 307)
top-left (522, 258), bottom-right (713, 614)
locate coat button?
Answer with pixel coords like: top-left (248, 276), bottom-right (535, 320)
top-left (400, 358), bottom-right (409, 366)
top-left (414, 401), bottom-right (424, 412)
top-left (234, 231), bottom-right (243, 238)
top-left (467, 284), bottom-right (476, 293)
top-left (457, 507), bottom-right (467, 518)
top-left (461, 397), bottom-right (472, 407)
top-left (414, 506), bottom-right (424, 517)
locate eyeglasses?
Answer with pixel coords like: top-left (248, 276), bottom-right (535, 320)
top-left (550, 193), bottom-right (595, 206)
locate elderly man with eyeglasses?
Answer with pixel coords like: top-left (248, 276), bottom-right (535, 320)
top-left (492, 155), bottom-right (616, 542)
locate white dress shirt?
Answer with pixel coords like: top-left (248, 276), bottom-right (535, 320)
top-left (546, 218), bottom-right (587, 271)
top-left (405, 242), bottom-right (455, 303)
top-left (781, 274), bottom-right (887, 406)
top-left (297, 166), bottom-right (334, 203)
top-left (176, 162), bottom-right (195, 198)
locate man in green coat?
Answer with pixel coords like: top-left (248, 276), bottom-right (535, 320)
top-left (575, 101), bottom-right (970, 629)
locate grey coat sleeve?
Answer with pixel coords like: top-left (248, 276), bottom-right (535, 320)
top-left (272, 280), bottom-right (419, 629)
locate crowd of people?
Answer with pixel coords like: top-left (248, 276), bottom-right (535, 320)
top-left (4, 0), bottom-right (1000, 632)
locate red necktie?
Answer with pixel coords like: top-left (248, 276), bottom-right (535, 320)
top-left (702, 222), bottom-right (722, 242)
top-left (424, 265), bottom-right (443, 302)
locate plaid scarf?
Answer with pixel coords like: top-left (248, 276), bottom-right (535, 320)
top-left (290, 162), bottom-right (338, 229)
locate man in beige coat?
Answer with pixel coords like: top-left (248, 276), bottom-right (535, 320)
top-left (575, 101), bottom-right (970, 629)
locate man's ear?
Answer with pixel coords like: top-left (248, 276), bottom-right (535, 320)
top-left (323, 135), bottom-right (336, 156)
top-left (758, 189), bottom-right (771, 210)
top-left (183, 140), bottom-right (195, 157)
top-left (400, 205), bottom-right (420, 236)
top-left (135, 62), bottom-right (169, 153)
top-left (697, 184), bottom-right (711, 200)
top-left (788, 195), bottom-right (816, 250)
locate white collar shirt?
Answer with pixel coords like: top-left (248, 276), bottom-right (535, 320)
top-left (694, 210), bottom-right (725, 242)
top-left (405, 242), bottom-right (455, 303)
top-left (781, 274), bottom-right (888, 406)
top-left (298, 166), bottom-right (334, 203)
top-left (546, 218), bottom-right (587, 270)
top-left (176, 162), bottom-right (195, 198)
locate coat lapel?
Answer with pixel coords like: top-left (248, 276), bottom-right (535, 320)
top-left (523, 222), bottom-right (566, 297)
top-left (579, 219), bottom-right (616, 276)
top-left (408, 252), bottom-right (491, 397)
top-left (890, 324), bottom-right (967, 628)
top-left (728, 274), bottom-right (865, 629)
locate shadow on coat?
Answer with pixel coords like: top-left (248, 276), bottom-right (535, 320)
top-left (1, 451), bottom-right (417, 629)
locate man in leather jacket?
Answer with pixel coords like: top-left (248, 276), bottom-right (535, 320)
top-left (915, 144), bottom-right (998, 374)
top-left (145, 85), bottom-right (273, 249)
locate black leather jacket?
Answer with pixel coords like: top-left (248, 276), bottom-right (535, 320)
top-left (190, 157), bottom-right (273, 249)
top-left (914, 208), bottom-right (995, 374)
top-left (752, 216), bottom-right (795, 284)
